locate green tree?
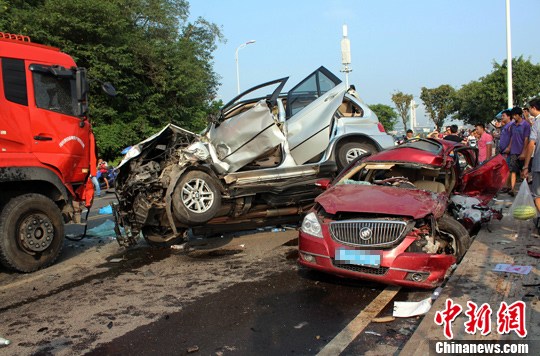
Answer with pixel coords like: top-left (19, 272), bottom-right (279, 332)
top-left (3, 0), bottom-right (224, 159)
top-left (454, 57), bottom-right (540, 125)
top-left (370, 104), bottom-right (398, 132)
top-left (391, 91), bottom-right (413, 131)
top-left (420, 85), bottom-right (456, 131)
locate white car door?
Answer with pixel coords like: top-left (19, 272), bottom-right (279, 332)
top-left (286, 67), bottom-right (345, 164)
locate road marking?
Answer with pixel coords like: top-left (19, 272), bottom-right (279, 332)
top-left (317, 285), bottom-right (401, 356)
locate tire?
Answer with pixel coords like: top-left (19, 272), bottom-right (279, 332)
top-left (142, 226), bottom-right (186, 248)
top-left (437, 213), bottom-right (472, 262)
top-left (336, 141), bottom-right (377, 170)
top-left (0, 194), bottom-right (64, 272)
top-left (172, 170), bottom-right (222, 225)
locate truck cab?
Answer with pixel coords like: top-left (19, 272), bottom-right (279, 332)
top-left (0, 32), bottom-right (93, 272)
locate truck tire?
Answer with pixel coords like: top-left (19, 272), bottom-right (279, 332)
top-left (0, 194), bottom-right (64, 272)
top-left (336, 141), bottom-right (377, 171)
top-left (437, 213), bottom-right (472, 262)
top-left (172, 170), bottom-right (222, 225)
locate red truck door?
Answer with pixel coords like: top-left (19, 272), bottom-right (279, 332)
top-left (26, 62), bottom-right (91, 184)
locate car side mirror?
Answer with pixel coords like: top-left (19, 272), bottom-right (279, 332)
top-left (101, 82), bottom-right (117, 96)
top-left (315, 178), bottom-right (332, 190)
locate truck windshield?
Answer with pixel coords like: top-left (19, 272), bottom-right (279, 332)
top-left (33, 71), bottom-right (77, 117)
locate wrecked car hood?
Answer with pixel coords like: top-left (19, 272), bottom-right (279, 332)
top-left (316, 184), bottom-right (447, 219)
top-left (118, 124), bottom-right (197, 169)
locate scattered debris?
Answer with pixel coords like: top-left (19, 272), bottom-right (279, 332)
top-left (294, 321), bottom-right (309, 329)
top-left (98, 205), bottom-right (113, 215)
top-left (239, 244), bottom-right (245, 248)
top-left (107, 321), bottom-right (113, 329)
top-left (372, 316), bottom-right (395, 323)
top-left (493, 264), bottom-right (532, 275)
top-left (170, 243), bottom-right (187, 250)
top-left (526, 246), bottom-right (540, 258)
top-left (187, 345), bottom-right (199, 353)
top-left (0, 336), bottom-right (10, 346)
top-left (86, 219), bottom-right (119, 237)
top-left (398, 327), bottom-right (414, 336)
top-left (315, 335), bottom-right (321, 340)
top-left (109, 258), bottom-right (124, 263)
top-left (365, 331), bottom-right (382, 337)
top-left (393, 297), bottom-right (432, 318)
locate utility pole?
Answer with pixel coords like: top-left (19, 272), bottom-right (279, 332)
top-left (505, 0), bottom-right (513, 108)
top-left (340, 24), bottom-right (352, 88)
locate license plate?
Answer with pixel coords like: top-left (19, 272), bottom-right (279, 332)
top-left (335, 248), bottom-right (381, 267)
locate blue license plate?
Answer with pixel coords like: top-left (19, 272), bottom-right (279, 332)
top-left (335, 248), bottom-right (381, 267)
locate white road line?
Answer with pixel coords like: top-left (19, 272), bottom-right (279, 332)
top-left (317, 285), bottom-right (401, 356)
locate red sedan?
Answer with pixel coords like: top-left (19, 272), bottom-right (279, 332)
top-left (298, 139), bottom-right (509, 288)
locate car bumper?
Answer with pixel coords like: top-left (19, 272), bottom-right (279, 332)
top-left (298, 231), bottom-right (456, 289)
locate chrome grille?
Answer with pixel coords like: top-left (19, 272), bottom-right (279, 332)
top-left (329, 220), bottom-right (408, 247)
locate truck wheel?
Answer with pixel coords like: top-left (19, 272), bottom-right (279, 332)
top-left (0, 194), bottom-right (64, 272)
top-left (437, 213), bottom-right (472, 262)
top-left (172, 170), bottom-right (222, 225)
top-left (142, 226), bottom-right (186, 247)
top-left (336, 141), bottom-right (377, 170)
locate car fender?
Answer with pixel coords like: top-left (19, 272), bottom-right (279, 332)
top-left (323, 133), bottom-right (383, 161)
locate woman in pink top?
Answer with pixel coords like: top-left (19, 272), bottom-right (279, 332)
top-left (475, 123), bottom-right (493, 163)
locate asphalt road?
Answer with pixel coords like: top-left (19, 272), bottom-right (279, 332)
top-left (0, 192), bottom-right (431, 355)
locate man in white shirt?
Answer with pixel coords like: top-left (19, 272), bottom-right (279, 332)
top-left (522, 99), bottom-right (540, 210)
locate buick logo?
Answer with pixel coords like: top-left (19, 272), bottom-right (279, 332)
top-left (359, 227), bottom-right (373, 241)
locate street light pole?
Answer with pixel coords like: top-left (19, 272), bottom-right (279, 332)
top-left (505, 0), bottom-right (513, 108)
top-left (235, 40), bottom-right (256, 94)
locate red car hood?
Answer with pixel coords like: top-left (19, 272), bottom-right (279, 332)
top-left (316, 184), bottom-right (447, 219)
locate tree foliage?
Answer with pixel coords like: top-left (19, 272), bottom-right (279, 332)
top-left (370, 104), bottom-right (398, 132)
top-left (391, 91), bottom-right (413, 131)
top-left (2, 0), bottom-right (224, 159)
top-left (420, 85), bottom-right (455, 131)
top-left (453, 57), bottom-right (540, 125)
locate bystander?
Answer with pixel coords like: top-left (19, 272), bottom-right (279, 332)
top-left (522, 99), bottom-right (540, 210)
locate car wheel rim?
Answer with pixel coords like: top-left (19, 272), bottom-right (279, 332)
top-left (18, 213), bottom-right (55, 253)
top-left (346, 148), bottom-right (367, 163)
top-left (181, 178), bottom-right (215, 213)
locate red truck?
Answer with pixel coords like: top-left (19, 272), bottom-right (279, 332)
top-left (0, 32), bottom-right (99, 272)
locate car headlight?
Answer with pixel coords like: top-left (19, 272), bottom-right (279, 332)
top-left (301, 212), bottom-right (323, 238)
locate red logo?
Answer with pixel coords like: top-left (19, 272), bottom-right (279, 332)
top-left (435, 299), bottom-right (527, 339)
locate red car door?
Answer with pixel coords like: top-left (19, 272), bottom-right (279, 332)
top-left (456, 150), bottom-right (510, 204)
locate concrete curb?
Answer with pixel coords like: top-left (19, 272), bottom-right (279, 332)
top-left (400, 196), bottom-right (539, 354)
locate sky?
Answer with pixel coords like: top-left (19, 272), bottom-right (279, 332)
top-left (188, 0), bottom-right (540, 129)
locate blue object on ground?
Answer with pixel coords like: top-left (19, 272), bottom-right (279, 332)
top-left (99, 205), bottom-right (113, 215)
top-left (86, 219), bottom-right (117, 237)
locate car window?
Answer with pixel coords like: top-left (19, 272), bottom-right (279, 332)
top-left (455, 151), bottom-right (474, 172)
top-left (286, 67), bottom-right (341, 118)
top-left (337, 99), bottom-right (364, 117)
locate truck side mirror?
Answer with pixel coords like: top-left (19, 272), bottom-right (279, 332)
top-left (75, 68), bottom-right (89, 118)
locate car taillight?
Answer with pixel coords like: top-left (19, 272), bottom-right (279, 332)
top-left (377, 122), bottom-right (386, 132)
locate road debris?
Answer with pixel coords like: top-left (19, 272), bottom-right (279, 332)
top-left (493, 264), bottom-right (532, 275)
top-left (393, 297), bottom-right (432, 318)
top-left (365, 331), bottom-right (382, 336)
top-left (187, 345), bottom-right (199, 353)
top-left (294, 321), bottom-right (308, 329)
top-left (372, 316), bottom-right (395, 323)
top-left (0, 336), bottom-right (10, 346)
